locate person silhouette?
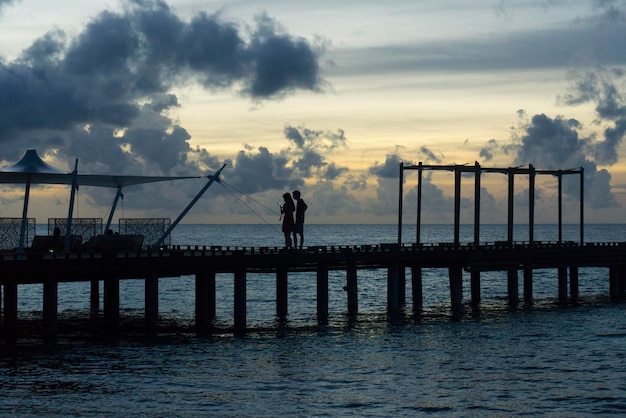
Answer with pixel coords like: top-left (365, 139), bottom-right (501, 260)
top-left (280, 192), bottom-right (296, 248)
top-left (292, 190), bottom-right (308, 249)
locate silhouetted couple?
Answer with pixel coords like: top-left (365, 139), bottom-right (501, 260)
top-left (281, 190), bottom-right (308, 249)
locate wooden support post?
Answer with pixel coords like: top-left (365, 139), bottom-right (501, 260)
top-left (195, 270), bottom-right (215, 331)
top-left (609, 266), bottom-right (620, 299)
top-left (507, 268), bottom-right (518, 306)
top-left (276, 267), bottom-right (288, 319)
top-left (90, 279), bottom-right (99, 318)
top-left (317, 265), bottom-right (329, 324)
top-left (387, 261), bottom-right (400, 318)
top-left (618, 266), bottom-right (626, 298)
top-left (470, 270), bottom-right (480, 307)
top-left (145, 275), bottom-right (159, 332)
top-left (399, 265), bottom-right (406, 308)
top-left (103, 278), bottom-right (120, 329)
top-left (346, 262), bottom-right (358, 315)
top-left (3, 282), bottom-right (17, 344)
top-left (234, 268), bottom-right (246, 331)
top-left (448, 266), bottom-right (463, 309)
top-left (411, 265), bottom-right (423, 314)
top-left (569, 266), bottom-right (579, 300)
top-left (523, 267), bottom-right (533, 303)
top-left (43, 277), bottom-right (58, 342)
top-left (558, 266), bottom-right (568, 304)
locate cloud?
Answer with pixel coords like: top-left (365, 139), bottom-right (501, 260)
top-left (0, 0), bottom-right (328, 216)
top-left (559, 65), bottom-right (626, 165)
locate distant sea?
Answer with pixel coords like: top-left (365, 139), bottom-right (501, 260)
top-left (1, 224), bottom-right (626, 416)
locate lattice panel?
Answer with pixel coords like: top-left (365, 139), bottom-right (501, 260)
top-left (48, 218), bottom-right (103, 242)
top-left (119, 218), bottom-right (171, 247)
top-left (0, 218), bottom-right (35, 249)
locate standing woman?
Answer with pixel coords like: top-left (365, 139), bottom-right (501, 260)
top-left (281, 192), bottom-right (296, 248)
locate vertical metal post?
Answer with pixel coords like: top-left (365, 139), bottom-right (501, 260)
top-left (558, 171), bottom-right (563, 244)
top-left (416, 163), bottom-right (423, 245)
top-left (474, 162), bottom-right (481, 247)
top-left (507, 169), bottom-right (515, 245)
top-left (529, 164), bottom-right (535, 244)
top-left (580, 167), bottom-right (584, 245)
top-left (398, 162), bottom-right (403, 245)
top-left (18, 175), bottom-right (31, 253)
top-left (454, 166), bottom-right (461, 246)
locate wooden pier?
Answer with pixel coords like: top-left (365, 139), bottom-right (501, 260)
top-left (2, 240), bottom-right (626, 342)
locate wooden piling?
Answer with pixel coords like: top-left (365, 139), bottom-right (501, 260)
top-left (3, 282), bottom-right (17, 343)
top-left (411, 265), bottom-right (422, 314)
top-left (448, 266), bottom-right (463, 309)
top-left (470, 270), bottom-right (480, 307)
top-left (507, 268), bottom-right (518, 305)
top-left (569, 266), bottom-right (579, 299)
top-left (103, 278), bottom-right (120, 328)
top-left (387, 261), bottom-right (400, 318)
top-left (558, 266), bottom-right (568, 304)
top-left (316, 265), bottom-right (329, 323)
top-left (234, 268), bottom-right (246, 331)
top-left (195, 270), bottom-right (216, 330)
top-left (43, 276), bottom-right (58, 342)
top-left (145, 275), bottom-right (159, 332)
top-left (90, 279), bottom-right (99, 318)
top-left (618, 266), bottom-right (626, 298)
top-left (346, 262), bottom-right (358, 315)
top-left (276, 267), bottom-right (288, 319)
top-left (523, 267), bottom-right (533, 303)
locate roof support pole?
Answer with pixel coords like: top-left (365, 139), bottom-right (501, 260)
top-left (151, 163), bottom-right (227, 249)
top-left (105, 187), bottom-right (124, 232)
top-left (18, 174), bottom-right (32, 253)
top-left (64, 159), bottom-right (79, 252)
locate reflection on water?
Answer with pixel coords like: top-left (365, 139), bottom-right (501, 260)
top-left (2, 225), bottom-right (626, 415)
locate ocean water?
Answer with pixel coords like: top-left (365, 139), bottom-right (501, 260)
top-left (2, 224), bottom-right (626, 416)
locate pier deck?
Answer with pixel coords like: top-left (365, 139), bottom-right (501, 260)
top-left (2, 240), bottom-right (626, 343)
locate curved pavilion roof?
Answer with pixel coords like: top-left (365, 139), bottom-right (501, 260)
top-left (0, 149), bottom-right (201, 187)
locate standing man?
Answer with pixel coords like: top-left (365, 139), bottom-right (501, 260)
top-left (292, 190), bottom-right (308, 249)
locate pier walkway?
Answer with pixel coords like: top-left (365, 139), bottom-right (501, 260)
top-left (2, 239), bottom-right (626, 342)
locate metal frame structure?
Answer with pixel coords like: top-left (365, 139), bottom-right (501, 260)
top-left (398, 162), bottom-right (584, 245)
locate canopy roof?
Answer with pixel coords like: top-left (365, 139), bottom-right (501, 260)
top-left (0, 149), bottom-right (201, 187)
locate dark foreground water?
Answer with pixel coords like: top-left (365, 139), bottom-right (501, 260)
top-left (2, 224), bottom-right (626, 416)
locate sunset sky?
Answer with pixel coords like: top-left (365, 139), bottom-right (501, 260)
top-left (1, 0), bottom-right (626, 228)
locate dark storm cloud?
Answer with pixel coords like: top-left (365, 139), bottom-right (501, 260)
top-left (284, 124), bottom-right (347, 179)
top-left (559, 66), bottom-right (626, 165)
top-left (225, 146), bottom-right (302, 194)
top-left (0, 0), bottom-right (325, 163)
top-left (0, 0), bottom-right (326, 213)
top-left (510, 113), bottom-right (617, 209)
top-left (369, 154), bottom-right (403, 179)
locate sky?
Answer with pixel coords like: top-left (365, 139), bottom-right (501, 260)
top-left (1, 0), bottom-right (626, 228)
